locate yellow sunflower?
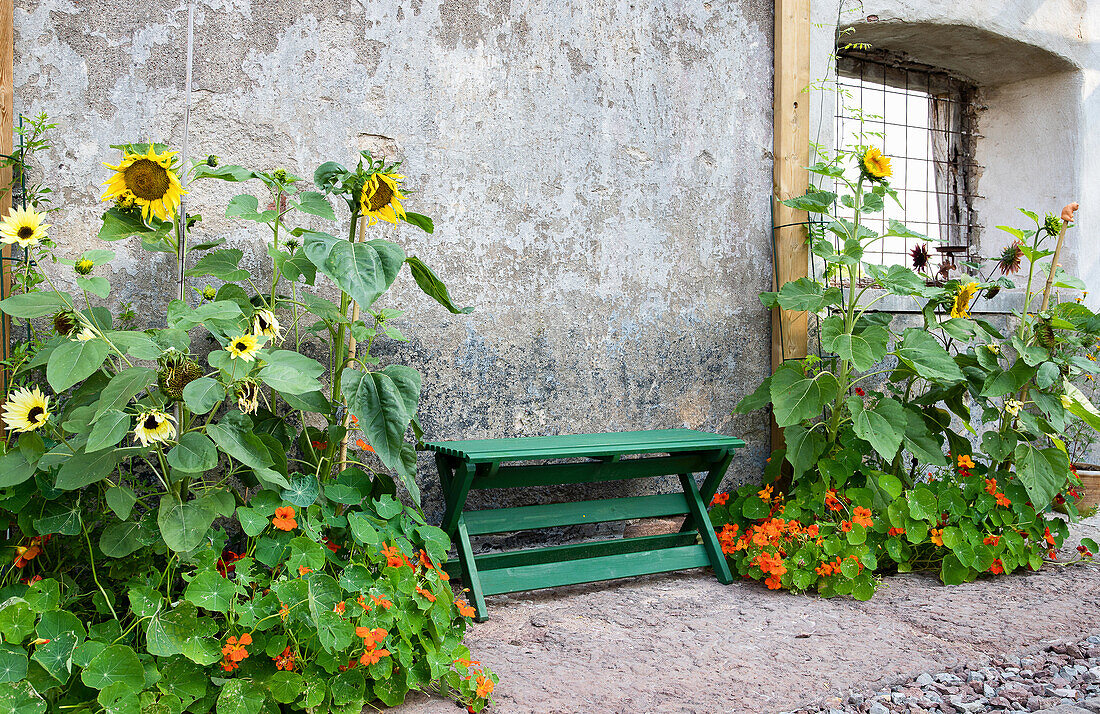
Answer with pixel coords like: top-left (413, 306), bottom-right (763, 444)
top-left (0, 207), bottom-right (50, 248)
top-left (862, 147), bottom-right (892, 180)
top-left (133, 410), bottom-right (176, 447)
top-left (1, 386), bottom-right (51, 433)
top-left (252, 309), bottom-right (282, 341)
top-left (101, 145), bottom-right (187, 222)
top-left (226, 333), bottom-right (260, 362)
top-left (358, 171), bottom-right (407, 225)
top-left (951, 280), bottom-right (979, 318)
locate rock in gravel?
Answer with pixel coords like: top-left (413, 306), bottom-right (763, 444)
top-left (917, 673), bottom-right (935, 687)
top-left (868, 704), bottom-right (889, 714)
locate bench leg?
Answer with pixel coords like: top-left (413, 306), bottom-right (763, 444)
top-left (679, 449), bottom-right (734, 534)
top-left (454, 516), bottom-right (489, 621)
top-left (679, 473), bottom-right (733, 584)
top-left (441, 461), bottom-right (477, 536)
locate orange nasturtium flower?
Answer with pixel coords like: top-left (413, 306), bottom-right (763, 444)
top-left (371, 593), bottom-right (393, 610)
top-left (984, 478), bottom-right (998, 496)
top-left (333, 601), bottom-right (346, 615)
top-left (278, 602), bottom-right (289, 621)
top-left (988, 559), bottom-right (1005, 575)
top-left (298, 566), bottom-right (312, 576)
top-left (824, 489), bottom-right (843, 512)
top-left (840, 520), bottom-right (853, 533)
top-left (710, 492), bottom-right (729, 507)
top-left (757, 484), bottom-right (774, 501)
top-left (852, 506), bottom-right (873, 528)
top-left (930, 528), bottom-right (944, 546)
top-left (983, 535), bottom-right (1001, 547)
top-left (356, 626), bottom-right (388, 649)
top-left (455, 600), bottom-right (476, 618)
top-left (475, 673), bottom-right (495, 698)
top-left (355, 438), bottom-right (375, 453)
top-left (381, 544), bottom-right (409, 568)
top-left (957, 454), bottom-right (976, 470)
top-left (273, 645), bottom-right (296, 671)
top-left (995, 492), bottom-right (1012, 508)
top-left (454, 658), bottom-right (481, 669)
top-left (272, 505), bottom-right (297, 531)
top-left (416, 585), bottom-right (437, 603)
top-left (1044, 526), bottom-right (1056, 547)
top-left (360, 647), bottom-right (391, 666)
top-left (220, 633), bottom-right (252, 672)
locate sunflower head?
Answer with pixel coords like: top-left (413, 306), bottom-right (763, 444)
top-left (52, 311), bottom-right (78, 337)
top-left (101, 145), bottom-right (187, 223)
top-left (226, 333), bottom-right (260, 362)
top-left (133, 410), bottom-right (177, 447)
top-left (1035, 315), bottom-right (1057, 350)
top-left (200, 285), bottom-right (217, 301)
top-left (2, 387), bottom-right (51, 433)
top-left (358, 171), bottom-right (407, 225)
top-left (997, 242), bottom-right (1023, 275)
top-left (74, 259), bottom-right (94, 276)
top-left (158, 358), bottom-right (204, 401)
top-left (861, 147), bottom-right (892, 181)
top-left (0, 207), bottom-right (50, 249)
top-left (951, 280), bottom-right (979, 319)
top-left (910, 243), bottom-right (931, 273)
top-left (252, 309), bottom-right (282, 341)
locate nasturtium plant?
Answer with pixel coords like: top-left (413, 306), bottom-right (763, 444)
top-left (0, 133), bottom-right (496, 712)
top-left (721, 145), bottom-right (1098, 598)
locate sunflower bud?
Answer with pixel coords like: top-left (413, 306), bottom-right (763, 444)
top-left (52, 311), bottom-right (78, 336)
top-left (1044, 212), bottom-right (1062, 236)
top-left (206, 154), bottom-right (219, 167)
top-left (284, 238), bottom-right (300, 252)
top-left (272, 168), bottom-right (289, 183)
top-left (158, 358), bottom-right (204, 401)
top-left (201, 285), bottom-right (217, 301)
top-left (74, 258), bottom-right (94, 275)
top-left (984, 284), bottom-right (1001, 300)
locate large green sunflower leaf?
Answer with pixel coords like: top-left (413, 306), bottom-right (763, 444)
top-left (302, 231), bottom-right (405, 310)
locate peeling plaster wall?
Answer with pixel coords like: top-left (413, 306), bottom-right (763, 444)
top-left (14, 0), bottom-right (776, 520)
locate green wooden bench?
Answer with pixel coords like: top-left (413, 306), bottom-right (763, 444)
top-left (424, 429), bottom-right (745, 621)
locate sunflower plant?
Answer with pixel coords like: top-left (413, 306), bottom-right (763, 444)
top-left (725, 145), bottom-right (1100, 596)
top-left (0, 142), bottom-right (496, 712)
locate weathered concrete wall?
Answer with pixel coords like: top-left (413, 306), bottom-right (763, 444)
top-left (14, 0), bottom-right (775, 520)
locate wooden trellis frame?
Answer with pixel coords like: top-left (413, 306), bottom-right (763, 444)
top-left (771, 0), bottom-right (811, 448)
top-left (0, 0), bottom-right (13, 434)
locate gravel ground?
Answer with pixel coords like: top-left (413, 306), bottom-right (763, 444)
top-left (395, 515), bottom-right (1100, 714)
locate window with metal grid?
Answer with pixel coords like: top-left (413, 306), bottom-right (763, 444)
top-left (833, 50), bottom-right (980, 279)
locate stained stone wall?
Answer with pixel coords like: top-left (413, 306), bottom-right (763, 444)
top-left (13, 0), bottom-right (776, 520)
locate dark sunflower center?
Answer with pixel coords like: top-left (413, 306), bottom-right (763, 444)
top-left (124, 159), bottom-right (171, 201)
top-left (235, 341), bottom-right (249, 351)
top-left (17, 226), bottom-right (33, 239)
top-left (27, 406), bottom-right (44, 422)
top-left (256, 315), bottom-right (270, 332)
top-left (366, 179), bottom-right (394, 212)
top-left (143, 414), bottom-right (160, 430)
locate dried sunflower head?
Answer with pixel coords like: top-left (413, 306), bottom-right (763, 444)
top-left (910, 243), bottom-right (931, 273)
top-left (52, 311), bottom-right (78, 337)
top-left (997, 242), bottom-right (1023, 275)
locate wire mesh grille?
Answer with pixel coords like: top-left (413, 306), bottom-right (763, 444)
top-left (834, 51), bottom-right (981, 278)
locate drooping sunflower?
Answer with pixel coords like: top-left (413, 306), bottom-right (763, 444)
top-left (358, 171), bottom-right (407, 225)
top-left (2, 386), bottom-right (51, 433)
top-left (226, 333), bottom-right (260, 362)
top-left (252, 309), bottom-right (282, 341)
top-left (101, 145), bottom-right (187, 222)
top-left (951, 280), bottom-right (979, 319)
top-left (236, 380), bottom-right (260, 415)
top-left (0, 207), bottom-right (50, 248)
top-left (861, 147), bottom-right (892, 181)
top-left (997, 241), bottom-right (1023, 275)
top-left (133, 409), bottom-right (176, 447)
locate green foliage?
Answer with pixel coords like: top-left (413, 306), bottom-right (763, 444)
top-left (0, 147), bottom-right (493, 712)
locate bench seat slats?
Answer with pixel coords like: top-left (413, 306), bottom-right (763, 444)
top-left (424, 428), bottom-right (745, 463)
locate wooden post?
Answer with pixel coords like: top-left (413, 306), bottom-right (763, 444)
top-left (0, 0), bottom-right (13, 424)
top-left (770, 0), bottom-right (811, 450)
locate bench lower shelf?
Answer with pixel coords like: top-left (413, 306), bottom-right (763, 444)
top-left (444, 532), bottom-right (708, 596)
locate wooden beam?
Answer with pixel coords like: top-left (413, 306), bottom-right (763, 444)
top-left (771, 0), bottom-right (811, 449)
top-left (0, 0), bottom-right (13, 428)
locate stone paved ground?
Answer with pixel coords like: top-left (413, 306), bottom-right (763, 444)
top-left (396, 516), bottom-right (1100, 714)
